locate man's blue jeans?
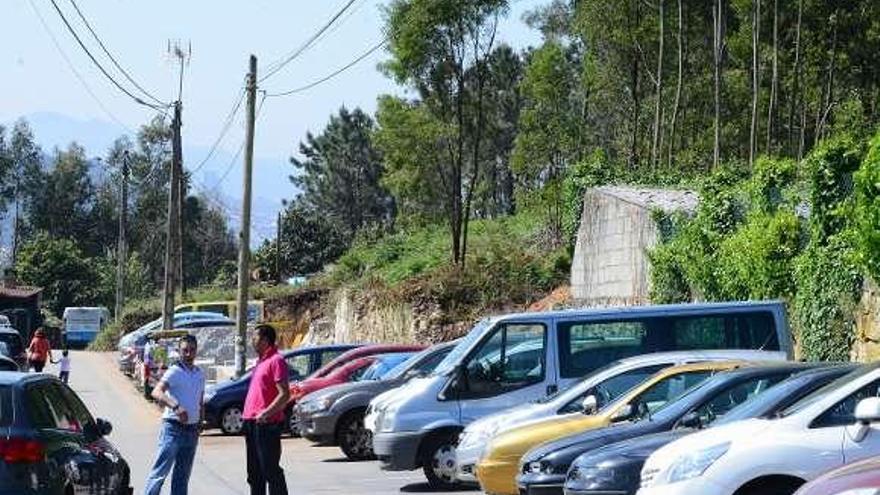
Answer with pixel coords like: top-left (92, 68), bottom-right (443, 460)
top-left (144, 419), bottom-right (200, 495)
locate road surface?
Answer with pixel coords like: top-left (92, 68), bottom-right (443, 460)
top-left (60, 351), bottom-right (482, 495)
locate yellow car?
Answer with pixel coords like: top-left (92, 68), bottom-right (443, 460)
top-left (474, 360), bottom-right (744, 495)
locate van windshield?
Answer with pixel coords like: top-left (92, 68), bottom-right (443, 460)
top-left (432, 320), bottom-right (491, 376)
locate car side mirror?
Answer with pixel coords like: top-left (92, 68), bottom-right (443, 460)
top-left (611, 403), bottom-right (634, 423)
top-left (678, 411), bottom-right (703, 429)
top-left (97, 418), bottom-right (113, 436)
top-left (582, 395), bottom-right (599, 415)
top-left (848, 398), bottom-right (880, 443)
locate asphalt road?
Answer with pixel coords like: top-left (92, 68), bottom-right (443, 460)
top-left (60, 351), bottom-right (482, 495)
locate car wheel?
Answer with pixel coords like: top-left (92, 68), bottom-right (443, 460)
top-left (219, 405), bottom-right (244, 435)
top-left (421, 432), bottom-right (461, 489)
top-left (287, 408), bottom-right (301, 437)
top-left (736, 477), bottom-right (804, 495)
top-left (338, 410), bottom-right (373, 461)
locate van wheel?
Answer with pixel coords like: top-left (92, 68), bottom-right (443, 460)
top-left (220, 405), bottom-right (244, 435)
top-left (338, 410), bottom-right (373, 461)
top-left (421, 432), bottom-right (460, 489)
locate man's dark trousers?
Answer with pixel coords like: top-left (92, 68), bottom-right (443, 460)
top-left (244, 421), bottom-right (288, 495)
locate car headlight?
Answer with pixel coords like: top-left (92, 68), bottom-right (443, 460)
top-left (379, 406), bottom-right (399, 432)
top-left (203, 388), bottom-right (217, 402)
top-left (300, 397), bottom-right (333, 414)
top-left (525, 460), bottom-right (569, 476)
top-left (459, 424), bottom-right (496, 450)
top-left (662, 443), bottom-right (730, 484)
top-left (835, 490), bottom-right (880, 495)
top-left (569, 465), bottom-right (617, 486)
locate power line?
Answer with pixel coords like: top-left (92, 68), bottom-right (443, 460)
top-left (266, 39), bottom-right (386, 97)
top-left (46, 0), bottom-right (168, 111)
top-left (190, 86), bottom-right (246, 174)
top-left (209, 92), bottom-right (268, 190)
top-left (64, 0), bottom-right (166, 106)
top-left (27, 0), bottom-right (133, 133)
top-left (259, 0), bottom-right (359, 83)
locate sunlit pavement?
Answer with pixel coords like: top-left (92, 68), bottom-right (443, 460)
top-left (61, 351), bottom-right (482, 495)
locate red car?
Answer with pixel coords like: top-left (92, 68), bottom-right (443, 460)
top-left (288, 344), bottom-right (425, 409)
top-left (795, 456), bottom-right (880, 495)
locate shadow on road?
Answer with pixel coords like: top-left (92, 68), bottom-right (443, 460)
top-left (399, 483), bottom-right (478, 492)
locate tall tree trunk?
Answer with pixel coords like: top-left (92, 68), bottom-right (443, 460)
top-left (651, 0), bottom-right (665, 170)
top-left (788, 0), bottom-right (803, 157)
top-left (629, 0), bottom-right (642, 169)
top-left (749, 0), bottom-right (760, 168)
top-left (713, 0), bottom-right (724, 169)
top-left (816, 15), bottom-right (839, 141)
top-left (766, 0), bottom-right (778, 154)
top-left (667, 0), bottom-right (684, 168)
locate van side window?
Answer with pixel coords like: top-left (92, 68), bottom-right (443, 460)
top-left (559, 321), bottom-right (647, 379)
top-left (459, 323), bottom-right (546, 399)
top-left (672, 312), bottom-right (777, 350)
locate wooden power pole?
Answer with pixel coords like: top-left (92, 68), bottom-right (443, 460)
top-left (162, 101), bottom-right (182, 331)
top-left (115, 151), bottom-right (130, 324)
top-left (235, 55), bottom-right (257, 377)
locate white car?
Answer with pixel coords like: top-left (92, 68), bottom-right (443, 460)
top-left (638, 363), bottom-right (880, 495)
top-left (454, 349), bottom-right (787, 484)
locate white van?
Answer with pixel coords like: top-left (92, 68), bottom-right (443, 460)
top-left (63, 307), bottom-right (110, 348)
top-left (370, 301), bottom-right (794, 488)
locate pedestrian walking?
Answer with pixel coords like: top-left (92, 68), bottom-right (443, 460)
top-left (243, 324), bottom-right (290, 495)
top-left (27, 329), bottom-right (50, 372)
top-left (51, 348), bottom-right (71, 383)
top-left (144, 335), bottom-right (205, 495)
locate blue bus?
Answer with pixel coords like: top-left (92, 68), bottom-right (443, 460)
top-left (62, 307), bottom-right (110, 348)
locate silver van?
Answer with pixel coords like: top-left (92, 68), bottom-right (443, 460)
top-left (370, 301), bottom-right (793, 488)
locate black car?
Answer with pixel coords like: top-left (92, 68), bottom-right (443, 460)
top-left (560, 364), bottom-right (857, 495)
top-left (0, 371), bottom-right (132, 494)
top-left (0, 327), bottom-right (27, 370)
top-left (0, 355), bottom-right (18, 371)
top-left (516, 363), bottom-right (821, 495)
top-left (203, 343), bottom-right (360, 435)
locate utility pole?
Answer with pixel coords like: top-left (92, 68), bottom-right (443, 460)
top-left (169, 40), bottom-right (190, 300)
top-left (177, 156), bottom-right (186, 297)
top-left (162, 101), bottom-right (182, 331)
top-left (235, 55), bottom-right (257, 378)
top-left (115, 151), bottom-right (130, 325)
top-left (276, 210), bottom-right (282, 285)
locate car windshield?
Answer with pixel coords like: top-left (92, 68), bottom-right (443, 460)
top-left (432, 319), bottom-right (492, 376)
top-left (0, 334), bottom-right (22, 356)
top-left (534, 359), bottom-right (630, 404)
top-left (0, 386), bottom-right (10, 426)
top-left (778, 364), bottom-right (874, 418)
top-left (360, 353), bottom-right (416, 381)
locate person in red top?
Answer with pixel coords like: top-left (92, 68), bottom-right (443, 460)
top-left (242, 324), bottom-right (290, 495)
top-left (27, 328), bottom-right (51, 372)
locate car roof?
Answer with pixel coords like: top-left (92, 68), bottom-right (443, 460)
top-left (612, 350), bottom-right (787, 366)
top-left (0, 327), bottom-right (22, 336)
top-left (483, 300), bottom-right (784, 323)
top-left (0, 371), bottom-right (54, 386)
top-left (281, 343), bottom-right (359, 356)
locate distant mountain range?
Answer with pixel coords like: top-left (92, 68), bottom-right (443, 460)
top-left (2, 112), bottom-right (295, 247)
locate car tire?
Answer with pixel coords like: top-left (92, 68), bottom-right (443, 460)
top-left (421, 431), bottom-right (461, 490)
top-left (736, 477), bottom-right (804, 495)
top-left (338, 410), bottom-right (373, 461)
top-left (219, 405), bottom-right (244, 435)
top-left (286, 407), bottom-right (301, 437)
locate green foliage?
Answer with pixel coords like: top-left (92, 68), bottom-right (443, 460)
top-left (560, 149), bottom-right (618, 245)
top-left (15, 233), bottom-right (99, 316)
top-left (855, 132), bottom-right (880, 281)
top-left (804, 135), bottom-right (863, 239)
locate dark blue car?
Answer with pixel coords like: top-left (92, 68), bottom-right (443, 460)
top-left (203, 344), bottom-right (360, 435)
top-left (0, 372), bottom-right (132, 494)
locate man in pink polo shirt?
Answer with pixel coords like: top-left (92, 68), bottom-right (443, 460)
top-left (243, 324), bottom-right (290, 495)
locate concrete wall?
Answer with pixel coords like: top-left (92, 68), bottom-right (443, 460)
top-left (853, 279), bottom-right (880, 362)
top-left (570, 190), bottom-right (659, 306)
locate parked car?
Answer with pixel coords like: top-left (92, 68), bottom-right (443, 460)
top-left (202, 343), bottom-right (360, 435)
top-left (456, 349), bottom-right (788, 485)
top-left (794, 455), bottom-right (880, 495)
top-left (288, 345), bottom-right (426, 415)
top-left (476, 361), bottom-right (745, 495)
top-left (0, 371), bottom-right (132, 494)
top-left (372, 301), bottom-right (794, 489)
top-left (563, 364), bottom-right (857, 495)
top-left (0, 354), bottom-right (18, 371)
top-left (515, 363), bottom-right (816, 495)
top-left (0, 326), bottom-right (26, 370)
top-left (296, 341), bottom-right (456, 460)
top-left (117, 312), bottom-right (236, 375)
top-left (638, 363), bottom-right (880, 495)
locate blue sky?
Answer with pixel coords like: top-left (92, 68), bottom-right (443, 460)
top-left (2, 0), bottom-right (544, 242)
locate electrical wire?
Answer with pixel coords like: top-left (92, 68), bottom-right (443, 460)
top-left (64, 0), bottom-right (166, 106)
top-left (189, 87), bottom-right (246, 174)
top-left (259, 0), bottom-right (359, 83)
top-left (265, 38), bottom-right (387, 97)
top-left (27, 0), bottom-right (134, 133)
top-left (46, 0), bottom-right (169, 111)
top-left (209, 92), bottom-right (268, 190)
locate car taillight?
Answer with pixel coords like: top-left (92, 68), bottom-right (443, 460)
top-left (0, 438), bottom-right (45, 463)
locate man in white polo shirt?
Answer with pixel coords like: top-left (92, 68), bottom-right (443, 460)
top-left (144, 334), bottom-right (205, 495)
